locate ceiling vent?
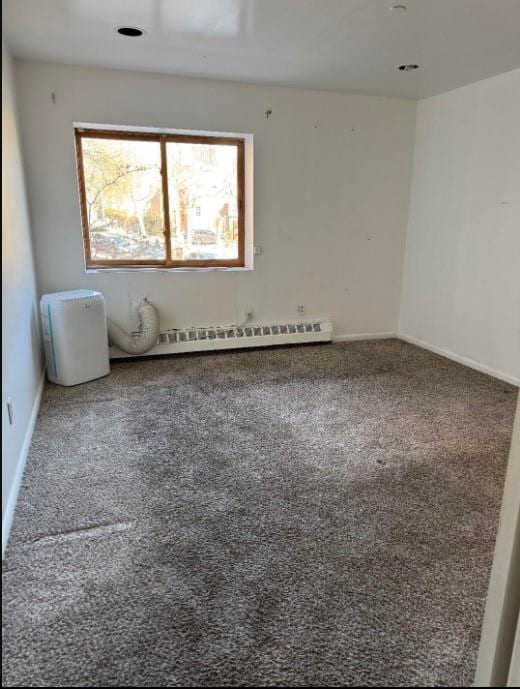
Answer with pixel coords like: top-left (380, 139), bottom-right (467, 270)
top-left (116, 27), bottom-right (145, 37)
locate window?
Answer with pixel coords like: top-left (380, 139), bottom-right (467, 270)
top-left (74, 128), bottom-right (245, 269)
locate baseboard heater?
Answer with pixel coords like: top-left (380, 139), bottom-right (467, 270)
top-left (109, 320), bottom-right (333, 359)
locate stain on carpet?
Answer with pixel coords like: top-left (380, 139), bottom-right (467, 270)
top-left (2, 340), bottom-right (517, 686)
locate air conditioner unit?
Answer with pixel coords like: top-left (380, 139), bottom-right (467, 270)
top-left (40, 290), bottom-right (110, 386)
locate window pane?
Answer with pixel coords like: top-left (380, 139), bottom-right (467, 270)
top-left (81, 137), bottom-right (165, 261)
top-left (166, 142), bottom-right (239, 261)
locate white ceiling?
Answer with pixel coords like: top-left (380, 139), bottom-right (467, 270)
top-left (3, 0), bottom-right (520, 99)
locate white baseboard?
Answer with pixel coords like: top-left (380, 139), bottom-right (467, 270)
top-left (333, 332), bottom-right (396, 343)
top-left (2, 370), bottom-right (45, 557)
top-left (398, 333), bottom-right (520, 387)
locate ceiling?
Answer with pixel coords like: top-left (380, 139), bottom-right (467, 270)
top-left (3, 0), bottom-right (520, 99)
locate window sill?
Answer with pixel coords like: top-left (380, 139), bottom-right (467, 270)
top-left (85, 265), bottom-right (254, 274)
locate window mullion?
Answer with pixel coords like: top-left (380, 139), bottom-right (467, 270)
top-left (160, 136), bottom-right (172, 266)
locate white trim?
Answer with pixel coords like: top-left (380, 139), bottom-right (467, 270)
top-left (74, 121), bottom-right (252, 141)
top-left (2, 370), bottom-right (45, 557)
top-left (398, 333), bottom-right (520, 387)
top-left (85, 265), bottom-right (254, 274)
top-left (333, 332), bottom-right (396, 342)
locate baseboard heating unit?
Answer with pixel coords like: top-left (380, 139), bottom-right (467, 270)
top-left (110, 320), bottom-right (333, 359)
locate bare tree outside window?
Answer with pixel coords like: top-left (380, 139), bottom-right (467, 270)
top-left (81, 138), bottom-right (164, 261)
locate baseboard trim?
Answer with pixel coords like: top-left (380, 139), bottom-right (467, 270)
top-left (398, 333), bottom-right (520, 387)
top-left (333, 332), bottom-right (396, 343)
top-left (2, 370), bottom-right (45, 557)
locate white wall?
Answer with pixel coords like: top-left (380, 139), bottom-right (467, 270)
top-left (13, 60), bottom-right (416, 337)
top-left (399, 69), bottom-right (520, 385)
top-left (2, 39), bottom-right (43, 550)
top-left (475, 397), bottom-right (520, 686)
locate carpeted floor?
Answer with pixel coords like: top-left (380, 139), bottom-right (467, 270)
top-left (2, 339), bottom-right (517, 687)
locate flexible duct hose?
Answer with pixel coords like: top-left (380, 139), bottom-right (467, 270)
top-left (107, 300), bottom-right (160, 355)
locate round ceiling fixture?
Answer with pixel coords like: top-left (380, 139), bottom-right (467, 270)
top-left (397, 64), bottom-right (419, 71)
top-left (116, 26), bottom-right (145, 37)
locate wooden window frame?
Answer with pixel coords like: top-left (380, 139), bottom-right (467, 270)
top-left (74, 127), bottom-right (246, 270)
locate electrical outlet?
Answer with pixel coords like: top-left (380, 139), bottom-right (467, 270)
top-left (7, 398), bottom-right (14, 425)
top-left (297, 304), bottom-right (305, 315)
top-left (245, 309), bottom-right (254, 322)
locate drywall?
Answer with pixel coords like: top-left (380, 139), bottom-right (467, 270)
top-left (399, 69), bottom-right (520, 384)
top-left (508, 620), bottom-right (520, 686)
top-left (475, 397), bottom-right (520, 686)
top-left (13, 60), bottom-right (416, 338)
top-left (2, 38), bottom-right (43, 551)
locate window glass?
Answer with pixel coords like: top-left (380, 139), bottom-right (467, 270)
top-left (81, 137), bottom-right (165, 261)
top-left (166, 142), bottom-right (239, 262)
top-left (76, 129), bottom-right (245, 268)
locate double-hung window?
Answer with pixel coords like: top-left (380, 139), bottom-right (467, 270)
top-left (74, 127), bottom-right (245, 269)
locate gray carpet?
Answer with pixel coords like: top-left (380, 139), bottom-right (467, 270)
top-left (2, 339), bottom-right (517, 687)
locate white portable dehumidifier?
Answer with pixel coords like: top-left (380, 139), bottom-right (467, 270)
top-left (40, 290), bottom-right (110, 386)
